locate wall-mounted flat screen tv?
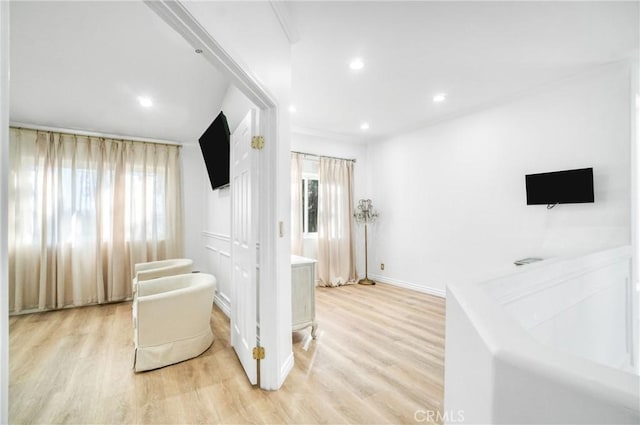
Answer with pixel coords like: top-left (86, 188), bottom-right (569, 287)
top-left (199, 111), bottom-right (230, 190)
top-left (525, 167), bottom-right (594, 206)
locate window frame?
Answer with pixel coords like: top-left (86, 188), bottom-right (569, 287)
top-left (301, 175), bottom-right (318, 237)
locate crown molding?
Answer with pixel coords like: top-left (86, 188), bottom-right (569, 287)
top-left (292, 126), bottom-right (372, 144)
top-left (269, 1), bottom-right (300, 45)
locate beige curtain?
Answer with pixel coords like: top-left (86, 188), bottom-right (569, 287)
top-left (8, 127), bottom-right (184, 313)
top-left (290, 152), bottom-right (303, 256)
top-left (317, 157), bottom-right (356, 286)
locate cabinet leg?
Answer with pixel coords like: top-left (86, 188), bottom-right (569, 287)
top-left (311, 322), bottom-right (318, 339)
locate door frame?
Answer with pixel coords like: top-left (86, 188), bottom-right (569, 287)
top-left (630, 56), bottom-right (640, 369)
top-left (145, 1), bottom-right (287, 389)
top-left (0, 1), bottom-right (9, 421)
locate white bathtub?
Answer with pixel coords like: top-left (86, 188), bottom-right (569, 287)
top-left (444, 246), bottom-right (639, 424)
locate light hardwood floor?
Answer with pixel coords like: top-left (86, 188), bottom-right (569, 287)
top-left (9, 282), bottom-right (446, 424)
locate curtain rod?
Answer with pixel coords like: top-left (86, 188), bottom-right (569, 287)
top-left (10, 122), bottom-right (183, 147)
top-left (291, 150), bottom-right (356, 163)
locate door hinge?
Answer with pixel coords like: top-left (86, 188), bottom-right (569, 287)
top-left (252, 346), bottom-right (265, 360)
top-left (251, 136), bottom-right (265, 150)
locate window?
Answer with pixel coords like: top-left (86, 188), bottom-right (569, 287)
top-left (10, 130), bottom-right (180, 249)
top-left (9, 127), bottom-right (184, 312)
top-left (17, 165), bottom-right (168, 244)
top-left (125, 169), bottom-right (167, 241)
top-left (302, 178), bottom-right (318, 234)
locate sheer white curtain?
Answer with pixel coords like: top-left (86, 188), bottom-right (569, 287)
top-left (290, 152), bottom-right (303, 256)
top-left (317, 157), bottom-right (356, 286)
top-left (8, 128), bottom-right (184, 313)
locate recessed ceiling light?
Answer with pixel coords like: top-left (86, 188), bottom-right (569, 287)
top-left (137, 96), bottom-right (153, 108)
top-left (289, 105), bottom-right (297, 113)
top-left (349, 58), bottom-right (364, 71)
top-left (360, 122), bottom-right (370, 130)
top-left (433, 93), bottom-right (447, 103)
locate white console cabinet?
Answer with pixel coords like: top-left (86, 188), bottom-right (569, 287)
top-left (291, 255), bottom-right (318, 338)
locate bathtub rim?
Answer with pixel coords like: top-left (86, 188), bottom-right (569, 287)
top-left (445, 245), bottom-right (639, 417)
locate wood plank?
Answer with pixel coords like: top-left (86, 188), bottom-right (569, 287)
top-left (9, 282), bottom-right (445, 424)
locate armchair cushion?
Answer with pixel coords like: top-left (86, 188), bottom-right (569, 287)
top-left (133, 272), bottom-right (216, 372)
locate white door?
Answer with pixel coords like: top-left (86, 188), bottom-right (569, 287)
top-left (230, 110), bottom-right (258, 385)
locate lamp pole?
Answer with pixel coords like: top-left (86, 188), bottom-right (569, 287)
top-left (354, 199), bottom-right (377, 285)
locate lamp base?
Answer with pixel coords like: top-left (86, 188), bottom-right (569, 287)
top-left (357, 277), bottom-right (376, 285)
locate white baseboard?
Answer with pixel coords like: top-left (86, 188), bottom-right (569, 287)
top-left (214, 294), bottom-right (231, 318)
top-left (367, 273), bottom-right (446, 298)
top-left (279, 352), bottom-right (295, 388)
top-left (615, 353), bottom-right (634, 373)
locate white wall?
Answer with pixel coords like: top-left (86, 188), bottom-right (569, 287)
top-left (631, 10), bottom-right (640, 376)
top-left (291, 132), bottom-right (370, 275)
top-left (221, 84), bottom-right (256, 133)
top-left (367, 62), bottom-right (632, 296)
top-left (182, 0), bottom-right (293, 389)
top-left (0, 1), bottom-right (9, 421)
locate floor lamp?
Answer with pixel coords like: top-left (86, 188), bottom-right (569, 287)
top-left (354, 199), bottom-right (378, 285)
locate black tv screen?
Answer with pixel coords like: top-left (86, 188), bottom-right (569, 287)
top-left (199, 111), bottom-right (230, 190)
top-left (525, 167), bottom-right (594, 205)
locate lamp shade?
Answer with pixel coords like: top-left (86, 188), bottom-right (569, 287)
top-left (354, 199), bottom-right (379, 224)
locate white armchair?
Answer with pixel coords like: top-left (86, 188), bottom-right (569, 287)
top-left (132, 258), bottom-right (193, 294)
top-left (133, 272), bottom-right (217, 372)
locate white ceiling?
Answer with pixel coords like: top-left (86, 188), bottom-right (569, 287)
top-left (289, 1), bottom-right (639, 142)
top-left (9, 1), bottom-right (230, 143)
top-left (8, 1), bottom-right (639, 145)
